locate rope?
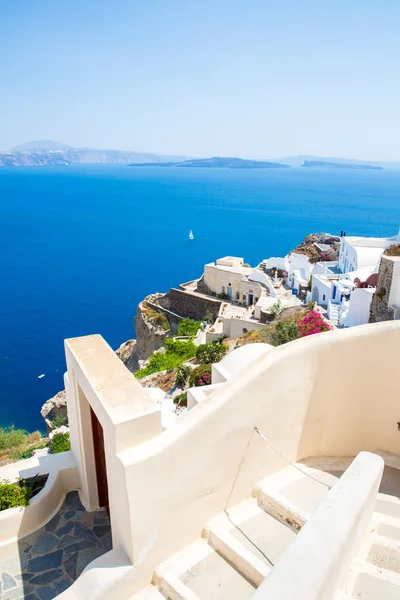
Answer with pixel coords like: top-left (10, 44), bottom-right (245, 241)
top-left (253, 427), bottom-right (332, 489)
top-left (221, 426), bottom-right (332, 569)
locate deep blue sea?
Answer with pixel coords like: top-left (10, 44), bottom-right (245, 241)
top-left (1, 164), bottom-right (399, 431)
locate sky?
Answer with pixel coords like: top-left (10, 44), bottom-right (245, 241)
top-left (1, 1), bottom-right (400, 160)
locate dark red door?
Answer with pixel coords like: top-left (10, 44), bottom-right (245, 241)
top-left (90, 407), bottom-right (110, 513)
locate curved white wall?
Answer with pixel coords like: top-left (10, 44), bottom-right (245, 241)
top-left (116, 321), bottom-right (400, 592)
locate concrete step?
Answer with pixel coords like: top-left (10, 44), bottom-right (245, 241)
top-left (203, 497), bottom-right (296, 586)
top-left (254, 465), bottom-right (339, 530)
top-left (155, 538), bottom-right (256, 600)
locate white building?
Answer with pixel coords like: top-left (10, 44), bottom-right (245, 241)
top-left (338, 231), bottom-right (400, 273)
top-left (204, 257), bottom-right (263, 306)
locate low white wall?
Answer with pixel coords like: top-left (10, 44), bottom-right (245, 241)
top-left (0, 451), bottom-right (79, 554)
top-left (248, 269), bottom-right (277, 297)
top-left (252, 452), bottom-right (384, 600)
top-left (187, 383), bottom-right (223, 410)
top-left (117, 321), bottom-right (400, 592)
top-left (226, 317), bottom-right (265, 339)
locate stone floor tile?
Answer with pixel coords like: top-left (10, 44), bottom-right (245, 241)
top-left (55, 520), bottom-right (73, 537)
top-left (44, 514), bottom-right (60, 533)
top-left (31, 532), bottom-right (59, 556)
top-left (74, 521), bottom-right (98, 544)
top-left (63, 510), bottom-right (75, 520)
top-left (2, 585), bottom-right (24, 599)
top-left (27, 550), bottom-right (63, 573)
top-left (35, 586), bottom-right (56, 600)
top-left (64, 540), bottom-right (95, 554)
top-left (93, 526), bottom-right (110, 539)
top-left (29, 569), bottom-right (64, 585)
top-left (65, 492), bottom-right (85, 512)
top-left (2, 572), bottom-right (17, 590)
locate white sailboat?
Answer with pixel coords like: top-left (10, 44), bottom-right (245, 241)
top-left (189, 230), bottom-right (194, 240)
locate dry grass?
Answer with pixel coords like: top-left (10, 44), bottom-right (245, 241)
top-left (385, 244), bottom-right (400, 257)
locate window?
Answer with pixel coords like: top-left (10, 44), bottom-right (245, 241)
top-left (222, 286), bottom-right (225, 294)
top-left (242, 328), bottom-right (248, 334)
top-left (242, 295), bottom-right (246, 301)
top-left (323, 294), bottom-right (326, 301)
top-left (236, 291), bottom-right (240, 300)
top-left (254, 297), bottom-right (259, 303)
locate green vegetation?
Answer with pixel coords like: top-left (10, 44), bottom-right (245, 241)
top-left (266, 300), bottom-right (283, 320)
top-left (196, 341), bottom-right (227, 364)
top-left (51, 414), bottom-right (68, 429)
top-left (236, 307), bottom-right (311, 348)
top-left (173, 392), bottom-right (188, 407)
top-left (0, 426), bottom-right (29, 451)
top-left (189, 364), bottom-right (212, 386)
top-left (142, 302), bottom-right (170, 330)
top-left (0, 479), bottom-right (32, 511)
top-left (0, 427), bottom-right (46, 466)
top-left (135, 338), bottom-right (197, 379)
top-left (176, 364), bottom-right (191, 388)
top-left (204, 309), bottom-right (214, 324)
top-left (50, 432), bottom-right (71, 454)
top-left (269, 319), bottom-right (299, 346)
top-left (178, 318), bottom-right (202, 337)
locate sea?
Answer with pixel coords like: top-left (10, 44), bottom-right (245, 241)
top-left (0, 164), bottom-right (399, 432)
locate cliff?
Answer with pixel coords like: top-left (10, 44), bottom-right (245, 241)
top-left (0, 141), bottom-right (187, 167)
top-left (290, 233), bottom-right (340, 263)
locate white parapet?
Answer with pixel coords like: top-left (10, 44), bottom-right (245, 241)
top-left (251, 451), bottom-right (384, 600)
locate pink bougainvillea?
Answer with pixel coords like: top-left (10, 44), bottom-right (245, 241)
top-left (297, 310), bottom-right (332, 338)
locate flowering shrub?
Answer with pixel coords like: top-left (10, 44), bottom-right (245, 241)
top-left (297, 310), bottom-right (332, 338)
top-left (189, 364), bottom-right (212, 387)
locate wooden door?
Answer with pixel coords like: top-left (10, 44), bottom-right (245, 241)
top-left (90, 407), bottom-right (110, 513)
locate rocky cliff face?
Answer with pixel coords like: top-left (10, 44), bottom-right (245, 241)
top-left (290, 233), bottom-right (340, 263)
top-left (41, 390), bottom-right (68, 434)
top-left (134, 297), bottom-right (170, 361)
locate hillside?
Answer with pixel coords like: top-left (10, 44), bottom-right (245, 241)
top-left (0, 140), bottom-right (188, 167)
top-left (302, 160), bottom-right (383, 171)
top-left (128, 156), bottom-right (290, 169)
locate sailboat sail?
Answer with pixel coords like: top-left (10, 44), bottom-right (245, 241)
top-left (189, 230), bottom-right (194, 240)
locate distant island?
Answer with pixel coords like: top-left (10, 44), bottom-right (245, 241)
top-left (127, 157), bottom-right (290, 169)
top-left (0, 140), bottom-right (187, 168)
top-left (1, 141), bottom-right (398, 170)
top-left (302, 160), bottom-right (384, 171)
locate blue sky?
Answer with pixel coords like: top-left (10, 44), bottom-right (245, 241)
top-left (1, 1), bottom-right (399, 160)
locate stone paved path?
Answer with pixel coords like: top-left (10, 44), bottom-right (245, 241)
top-left (0, 491), bottom-right (111, 600)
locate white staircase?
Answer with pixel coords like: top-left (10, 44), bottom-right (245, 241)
top-left (130, 460), bottom-right (400, 600)
top-left (328, 300), bottom-right (341, 324)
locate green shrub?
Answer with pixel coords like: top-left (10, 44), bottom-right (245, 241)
top-left (204, 309), bottom-right (214, 324)
top-left (176, 364), bottom-right (191, 388)
top-left (50, 432), bottom-right (71, 454)
top-left (173, 392), bottom-right (188, 407)
top-left (270, 319), bottom-right (299, 346)
top-left (135, 339), bottom-right (197, 379)
top-left (0, 426), bottom-right (28, 451)
top-left (51, 414), bottom-right (68, 429)
top-left (0, 479), bottom-right (32, 511)
top-left (189, 364), bottom-right (212, 386)
top-left (178, 318), bottom-right (202, 337)
top-left (152, 312), bottom-right (170, 330)
top-left (196, 342), bottom-right (226, 364)
top-left (266, 300), bottom-right (283, 320)
top-left (142, 303), bottom-right (170, 330)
